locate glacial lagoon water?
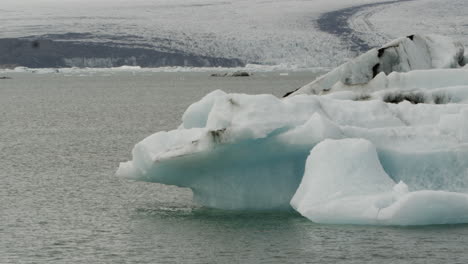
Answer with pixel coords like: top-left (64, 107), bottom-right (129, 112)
top-left (2, 71), bottom-right (468, 263)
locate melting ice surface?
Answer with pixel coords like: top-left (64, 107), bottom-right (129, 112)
top-left (117, 34), bottom-right (468, 225)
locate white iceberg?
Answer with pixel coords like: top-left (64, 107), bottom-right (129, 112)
top-left (291, 139), bottom-right (468, 226)
top-left (288, 34), bottom-right (465, 96)
top-left (117, 34), bottom-right (468, 225)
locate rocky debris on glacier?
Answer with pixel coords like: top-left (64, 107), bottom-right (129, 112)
top-left (210, 71), bottom-right (251, 77)
top-left (117, 34), bottom-right (468, 225)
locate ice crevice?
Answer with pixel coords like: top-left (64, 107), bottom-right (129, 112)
top-left (117, 34), bottom-right (468, 225)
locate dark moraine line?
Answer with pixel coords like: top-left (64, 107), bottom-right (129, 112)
top-left (0, 35), bottom-right (244, 68)
top-left (317, 0), bottom-right (412, 53)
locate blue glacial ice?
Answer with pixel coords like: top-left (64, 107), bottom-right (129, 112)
top-left (291, 138), bottom-right (468, 226)
top-left (117, 34), bottom-right (468, 225)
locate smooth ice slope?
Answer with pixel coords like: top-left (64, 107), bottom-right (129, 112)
top-left (291, 139), bottom-right (468, 226)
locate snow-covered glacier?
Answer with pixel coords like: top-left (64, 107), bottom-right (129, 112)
top-left (117, 34), bottom-right (468, 225)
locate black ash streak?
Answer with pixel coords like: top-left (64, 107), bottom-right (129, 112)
top-left (316, 0), bottom-right (413, 54)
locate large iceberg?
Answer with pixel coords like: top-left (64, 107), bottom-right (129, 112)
top-left (117, 34), bottom-right (468, 225)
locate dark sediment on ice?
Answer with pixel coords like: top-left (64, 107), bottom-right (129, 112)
top-left (317, 0), bottom-right (412, 53)
top-left (0, 35), bottom-right (244, 68)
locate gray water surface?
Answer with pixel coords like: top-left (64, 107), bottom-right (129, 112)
top-left (1, 72), bottom-right (468, 263)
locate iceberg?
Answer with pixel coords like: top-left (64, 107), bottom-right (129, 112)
top-left (286, 34), bottom-right (465, 97)
top-left (291, 139), bottom-right (468, 226)
top-left (117, 34), bottom-right (468, 225)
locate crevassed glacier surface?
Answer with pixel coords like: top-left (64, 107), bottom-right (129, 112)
top-left (117, 34), bottom-right (468, 225)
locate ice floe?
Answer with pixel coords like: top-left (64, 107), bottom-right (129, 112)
top-left (118, 35), bottom-right (468, 225)
top-left (291, 139), bottom-right (468, 226)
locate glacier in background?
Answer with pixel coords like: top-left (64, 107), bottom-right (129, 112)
top-left (2, 0), bottom-right (467, 69)
top-left (117, 34), bottom-right (468, 225)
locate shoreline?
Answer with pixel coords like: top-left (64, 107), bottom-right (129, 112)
top-left (0, 65), bottom-right (331, 74)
